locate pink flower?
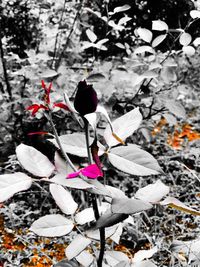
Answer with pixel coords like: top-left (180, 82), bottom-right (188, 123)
top-left (67, 164), bottom-right (103, 179)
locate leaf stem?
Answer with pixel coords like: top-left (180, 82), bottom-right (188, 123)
top-left (47, 111), bottom-right (76, 172)
top-left (84, 118), bottom-right (105, 267)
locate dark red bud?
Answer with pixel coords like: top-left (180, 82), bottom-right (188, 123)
top-left (74, 80), bottom-right (98, 115)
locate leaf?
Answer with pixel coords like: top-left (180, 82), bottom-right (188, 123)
top-left (50, 184), bottom-right (78, 215)
top-left (84, 113), bottom-right (97, 130)
top-left (86, 223), bottom-right (120, 240)
top-left (179, 32), bottom-right (192, 46)
top-left (108, 20), bottom-right (124, 31)
top-left (110, 223), bottom-right (123, 244)
top-left (105, 185), bottom-right (126, 200)
top-left (30, 214), bottom-right (74, 237)
top-left (133, 260), bottom-right (158, 267)
top-left (190, 10), bottom-right (200, 19)
top-left (65, 235), bottom-right (91, 260)
top-left (152, 20), bottom-right (168, 31)
top-left (133, 247), bottom-right (158, 263)
top-left (193, 37), bottom-right (200, 46)
top-left (135, 180), bottom-right (170, 203)
top-left (86, 179), bottom-right (112, 197)
top-left (160, 196), bottom-right (200, 216)
top-left (111, 198), bottom-right (152, 214)
top-left (93, 209), bottom-right (128, 229)
top-left (165, 99), bottom-right (186, 118)
top-left (40, 69), bottom-right (58, 78)
top-left (104, 107), bottom-right (142, 148)
top-left (108, 144), bottom-right (162, 176)
top-left (104, 251), bottom-right (129, 266)
top-left (75, 250), bottom-right (94, 267)
top-left (86, 73), bottom-right (106, 81)
top-left (16, 144), bottom-right (55, 177)
top-left (113, 5), bottom-right (131, 14)
top-left (182, 46), bottom-right (195, 56)
top-left (53, 259), bottom-right (79, 267)
top-left (86, 29), bottom-right (97, 43)
top-left (137, 28), bottom-right (153, 43)
top-left (170, 239), bottom-right (200, 264)
top-left (152, 34), bottom-right (167, 47)
top-left (75, 208), bottom-right (95, 225)
top-left (49, 133), bottom-right (91, 157)
top-left (115, 43), bottom-right (125, 49)
top-left (50, 174), bottom-right (94, 189)
top-left (0, 172), bottom-right (32, 202)
top-left (54, 152), bottom-right (73, 174)
top-left (118, 16), bottom-right (132, 26)
top-left (134, 46), bottom-right (155, 55)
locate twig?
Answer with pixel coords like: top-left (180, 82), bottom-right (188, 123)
top-left (55, 1), bottom-right (83, 70)
top-left (0, 35), bottom-right (12, 99)
top-left (84, 119), bottom-right (105, 267)
top-left (47, 111), bottom-right (76, 171)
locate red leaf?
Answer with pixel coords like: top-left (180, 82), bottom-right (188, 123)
top-left (53, 102), bottom-right (70, 111)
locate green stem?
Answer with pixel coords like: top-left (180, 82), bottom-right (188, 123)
top-left (84, 118), bottom-right (105, 267)
top-left (47, 112), bottom-right (76, 172)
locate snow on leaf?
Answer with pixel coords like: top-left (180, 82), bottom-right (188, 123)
top-left (182, 46), bottom-right (195, 56)
top-left (190, 10), bottom-right (200, 19)
top-left (75, 250), bottom-right (94, 267)
top-left (104, 251), bottom-right (129, 266)
top-left (113, 5), bottom-right (131, 14)
top-left (152, 20), bottom-right (168, 31)
top-left (30, 214), bottom-right (74, 237)
top-left (108, 144), bottom-right (162, 176)
top-left (50, 184), bottom-right (78, 215)
top-left (160, 196), bottom-right (200, 216)
top-left (86, 29), bottom-right (97, 43)
top-left (137, 28), bottom-right (153, 43)
top-left (179, 32), bottom-right (192, 46)
top-left (133, 247), bottom-right (158, 263)
top-left (50, 174), bottom-right (94, 189)
top-left (111, 197), bottom-right (152, 214)
top-left (65, 234), bottom-right (91, 260)
top-left (104, 107), bottom-right (142, 148)
top-left (16, 144), bottom-right (55, 177)
top-left (135, 180), bottom-right (170, 203)
top-left (0, 172), bottom-right (32, 202)
top-left (152, 34), bottom-right (167, 47)
top-left (75, 208), bottom-right (95, 225)
top-left (134, 46), bottom-right (155, 55)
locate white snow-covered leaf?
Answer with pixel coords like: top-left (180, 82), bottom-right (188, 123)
top-left (179, 32), bottom-right (192, 46)
top-left (49, 133), bottom-right (90, 157)
top-left (137, 28), bottom-right (153, 43)
top-left (108, 144), bottom-right (162, 176)
top-left (182, 46), bottom-right (195, 56)
top-left (50, 174), bottom-right (94, 189)
top-left (134, 46), bottom-right (155, 55)
top-left (86, 29), bottom-right (97, 43)
top-left (193, 37), bottom-right (200, 46)
top-left (152, 34), bottom-right (167, 47)
top-left (160, 196), bottom-right (200, 216)
top-left (65, 235), bottom-right (91, 260)
top-left (30, 214), bottom-right (74, 237)
top-left (113, 5), bottom-right (131, 14)
top-left (0, 172), bottom-right (32, 202)
top-left (104, 107), bottom-right (142, 148)
top-left (16, 144), bottom-right (55, 177)
top-left (152, 20), bottom-right (168, 31)
top-left (118, 16), bottom-right (132, 26)
top-left (75, 250), bottom-right (94, 267)
top-left (75, 208), bottom-right (95, 225)
top-left (133, 247), bottom-right (158, 263)
top-left (135, 180), bottom-right (169, 203)
top-left (50, 184), bottom-right (78, 215)
top-left (190, 10), bottom-right (200, 19)
top-left (104, 251), bottom-right (129, 266)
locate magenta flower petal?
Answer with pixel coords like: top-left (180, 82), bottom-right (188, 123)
top-left (81, 164), bottom-right (103, 179)
top-left (67, 170), bottom-right (81, 179)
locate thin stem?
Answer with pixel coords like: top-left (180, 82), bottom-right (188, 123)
top-left (84, 118), bottom-right (105, 267)
top-left (47, 112), bottom-right (76, 171)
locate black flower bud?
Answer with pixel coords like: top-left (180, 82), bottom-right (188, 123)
top-left (74, 80), bottom-right (98, 115)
